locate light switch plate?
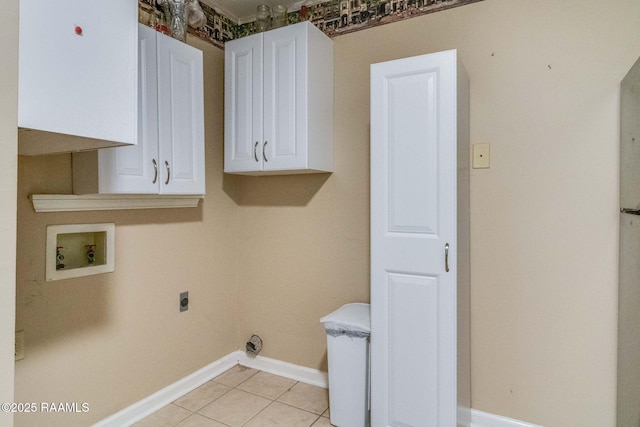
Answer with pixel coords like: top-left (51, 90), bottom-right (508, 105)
top-left (473, 144), bottom-right (490, 169)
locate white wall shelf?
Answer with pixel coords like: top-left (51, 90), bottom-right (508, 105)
top-left (30, 194), bottom-right (202, 212)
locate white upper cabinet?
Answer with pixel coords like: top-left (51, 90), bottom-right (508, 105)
top-left (18, 0), bottom-right (138, 155)
top-left (224, 22), bottom-right (333, 175)
top-left (73, 25), bottom-right (205, 196)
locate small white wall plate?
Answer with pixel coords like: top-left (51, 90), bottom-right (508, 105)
top-left (46, 223), bottom-right (115, 281)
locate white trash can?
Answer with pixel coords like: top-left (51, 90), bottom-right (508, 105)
top-left (320, 303), bottom-right (371, 427)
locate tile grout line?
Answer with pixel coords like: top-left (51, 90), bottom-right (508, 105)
top-left (173, 380), bottom-right (233, 413)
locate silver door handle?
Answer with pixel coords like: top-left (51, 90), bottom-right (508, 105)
top-left (165, 161), bottom-right (170, 185)
top-left (263, 141), bottom-right (268, 162)
top-left (445, 243), bottom-right (450, 273)
top-left (254, 141), bottom-right (259, 162)
top-left (152, 159), bottom-right (158, 184)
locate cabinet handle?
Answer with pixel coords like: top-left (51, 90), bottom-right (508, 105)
top-left (165, 161), bottom-right (171, 185)
top-left (152, 159), bottom-right (158, 184)
top-left (254, 141), bottom-right (259, 162)
top-left (263, 141), bottom-right (268, 162)
top-left (445, 243), bottom-right (450, 273)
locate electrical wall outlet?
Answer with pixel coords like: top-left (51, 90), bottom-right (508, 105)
top-left (15, 331), bottom-right (25, 361)
top-left (180, 291), bottom-right (189, 312)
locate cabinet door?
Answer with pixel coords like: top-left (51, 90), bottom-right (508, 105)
top-left (98, 24), bottom-right (159, 194)
top-left (263, 25), bottom-right (308, 171)
top-left (224, 34), bottom-right (264, 173)
top-left (18, 0), bottom-right (137, 145)
top-left (370, 51), bottom-right (459, 426)
top-left (157, 32), bottom-right (205, 195)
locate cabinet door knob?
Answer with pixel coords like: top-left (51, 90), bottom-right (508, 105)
top-left (263, 141), bottom-right (268, 162)
top-left (152, 159), bottom-right (158, 184)
top-left (165, 161), bottom-right (171, 185)
top-left (254, 141), bottom-right (259, 162)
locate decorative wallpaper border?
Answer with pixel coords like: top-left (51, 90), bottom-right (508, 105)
top-left (138, 0), bottom-right (484, 49)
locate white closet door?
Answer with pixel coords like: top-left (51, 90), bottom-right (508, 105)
top-left (157, 31), bottom-right (205, 195)
top-left (98, 24), bottom-right (159, 194)
top-left (370, 50), bottom-right (458, 427)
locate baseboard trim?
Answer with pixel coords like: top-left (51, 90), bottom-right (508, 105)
top-left (471, 409), bottom-right (544, 427)
top-left (92, 352), bottom-right (239, 427)
top-left (237, 352), bottom-right (329, 388)
top-left (93, 351), bottom-right (539, 427)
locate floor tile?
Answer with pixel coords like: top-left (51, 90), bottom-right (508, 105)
top-left (140, 368), bottom-right (333, 427)
top-left (133, 403), bottom-right (192, 427)
top-left (311, 416), bottom-right (334, 426)
top-left (236, 371), bottom-right (297, 400)
top-left (174, 381), bottom-right (231, 412)
top-left (276, 382), bottom-right (329, 415)
top-left (244, 402), bottom-right (319, 427)
top-left (212, 365), bottom-right (259, 388)
top-left (176, 413), bottom-right (228, 427)
top-left (322, 407), bottom-right (330, 418)
top-left (198, 389), bottom-right (271, 427)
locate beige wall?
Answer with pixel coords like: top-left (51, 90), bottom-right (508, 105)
top-left (14, 37), bottom-right (240, 426)
top-left (236, 1), bottom-right (640, 426)
top-left (11, 1), bottom-right (640, 426)
top-left (0, 0), bottom-right (18, 426)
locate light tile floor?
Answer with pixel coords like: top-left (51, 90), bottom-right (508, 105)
top-left (134, 365), bottom-right (333, 427)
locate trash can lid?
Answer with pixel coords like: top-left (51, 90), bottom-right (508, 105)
top-left (320, 303), bottom-right (370, 335)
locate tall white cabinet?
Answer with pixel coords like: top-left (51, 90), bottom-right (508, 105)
top-left (370, 50), bottom-right (470, 427)
top-left (224, 21), bottom-right (333, 175)
top-left (73, 24), bottom-right (205, 196)
top-left (18, 0), bottom-right (138, 155)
